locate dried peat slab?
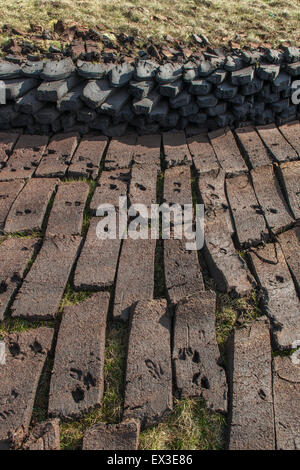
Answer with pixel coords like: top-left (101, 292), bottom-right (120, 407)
top-left (278, 160), bottom-right (300, 220)
top-left (0, 328), bottom-right (53, 446)
top-left (0, 180), bottom-right (24, 231)
top-left (12, 419), bottom-right (60, 450)
top-left (278, 227), bottom-right (300, 293)
top-left (163, 164), bottom-right (196, 274)
top-left (0, 132), bottom-right (19, 163)
top-left (113, 238), bottom-right (156, 321)
top-left (226, 174), bottom-right (268, 247)
top-left (35, 132), bottom-right (79, 178)
top-left (187, 133), bottom-right (220, 174)
top-left (74, 218), bottom-right (122, 289)
top-left (235, 126), bottom-right (272, 168)
top-left (46, 181), bottom-right (89, 236)
top-left (83, 420), bottom-right (140, 450)
top-left (204, 213), bottom-right (254, 295)
top-left (256, 123), bottom-right (298, 162)
top-left (279, 120), bottom-right (300, 156)
top-left (251, 164), bottom-right (294, 234)
top-left (0, 134), bottom-right (48, 180)
top-left (197, 168), bottom-right (227, 212)
top-left (163, 131), bottom-right (192, 168)
top-left (11, 235), bottom-right (82, 320)
top-left (163, 166), bottom-right (194, 242)
top-left (90, 169), bottom-right (129, 214)
top-left (164, 165), bottom-right (192, 206)
top-left (209, 127), bottom-right (248, 177)
top-left (249, 242), bottom-right (300, 349)
top-left (129, 162), bottom-right (157, 209)
top-left (173, 292), bottom-right (227, 412)
top-left (273, 356), bottom-right (300, 450)
top-left (4, 178), bottom-right (57, 234)
top-left (133, 134), bottom-right (161, 167)
top-left (49, 292), bottom-right (109, 418)
top-left (197, 167), bottom-right (233, 234)
top-left (227, 318), bottom-right (275, 450)
top-left (0, 238), bottom-right (37, 321)
top-left (164, 237), bottom-right (204, 304)
top-left (68, 135), bottom-right (107, 179)
top-left (123, 299), bottom-right (172, 428)
top-left (104, 135), bottom-right (137, 170)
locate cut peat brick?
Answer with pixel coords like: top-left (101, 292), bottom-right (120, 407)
top-left (35, 132), bottom-right (79, 178)
top-left (273, 356), bottom-right (300, 450)
top-left (83, 420), bottom-right (140, 450)
top-left (256, 123), bottom-right (298, 162)
top-left (278, 227), bottom-right (300, 293)
top-left (235, 126), bottom-right (272, 168)
top-left (49, 292), bottom-right (109, 419)
top-left (90, 169), bottom-right (129, 214)
top-left (164, 237), bottom-right (204, 304)
top-left (279, 120), bottom-right (300, 156)
top-left (0, 132), bottom-right (19, 163)
top-left (0, 134), bottom-right (48, 180)
top-left (123, 299), bottom-right (172, 428)
top-left (204, 212), bottom-right (254, 295)
top-left (11, 235), bottom-right (82, 320)
top-left (173, 292), bottom-right (227, 412)
top-left (209, 127), bottom-right (248, 176)
top-left (163, 166), bottom-right (192, 206)
top-left (104, 135), bottom-right (137, 170)
top-left (163, 166), bottom-right (196, 260)
top-left (46, 181), bottom-right (89, 236)
top-left (249, 242), bottom-right (300, 349)
top-left (187, 133), bottom-right (220, 174)
top-left (226, 174), bottom-right (268, 247)
top-left (278, 161), bottom-right (300, 219)
top-left (74, 218), bottom-right (122, 289)
top-left (129, 162), bottom-right (157, 209)
top-left (197, 167), bottom-right (233, 234)
top-left (251, 164), bottom-right (294, 234)
top-left (227, 318), bottom-right (275, 450)
top-left (17, 419), bottom-right (60, 450)
top-left (0, 180), bottom-right (24, 231)
top-left (163, 131), bottom-right (192, 168)
top-left (113, 238), bottom-right (156, 321)
top-left (68, 135), bottom-right (107, 179)
top-left (0, 328), bottom-right (53, 446)
top-left (133, 134), bottom-right (161, 167)
top-left (4, 178), bottom-right (58, 234)
top-left (0, 237), bottom-right (37, 321)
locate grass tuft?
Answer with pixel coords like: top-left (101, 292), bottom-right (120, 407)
top-left (139, 398), bottom-right (226, 450)
top-left (216, 289), bottom-right (261, 350)
top-left (0, 318), bottom-right (54, 339)
top-left (59, 283), bottom-right (93, 311)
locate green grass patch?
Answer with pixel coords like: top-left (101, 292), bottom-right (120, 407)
top-left (216, 289), bottom-right (261, 349)
top-left (59, 283), bottom-right (93, 311)
top-left (0, 318), bottom-right (54, 339)
top-left (139, 398), bottom-right (226, 450)
top-left (272, 348), bottom-right (298, 357)
top-left (82, 179), bottom-right (97, 237)
top-left (5, 231), bottom-right (42, 239)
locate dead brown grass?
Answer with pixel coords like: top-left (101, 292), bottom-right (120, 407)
top-left (0, 0), bottom-right (299, 47)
